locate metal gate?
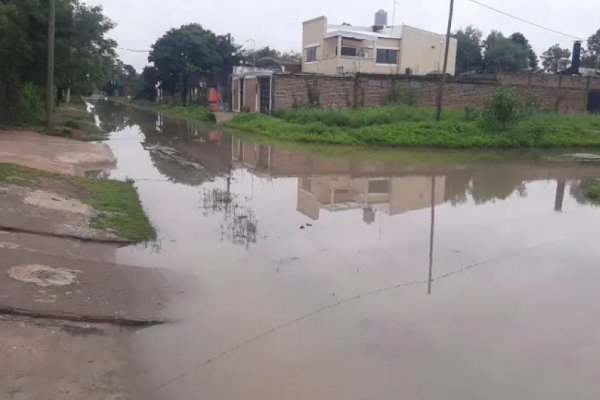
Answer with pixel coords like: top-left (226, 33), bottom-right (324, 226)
top-left (259, 77), bottom-right (271, 114)
top-left (588, 90), bottom-right (600, 113)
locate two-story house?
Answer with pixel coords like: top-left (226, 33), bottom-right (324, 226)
top-left (302, 11), bottom-right (457, 76)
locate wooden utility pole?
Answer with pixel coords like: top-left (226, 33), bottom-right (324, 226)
top-left (435, 0), bottom-right (455, 121)
top-left (46, 0), bottom-right (56, 131)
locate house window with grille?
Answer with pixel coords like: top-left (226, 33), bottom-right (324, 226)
top-left (341, 47), bottom-right (358, 57)
top-left (306, 46), bottom-right (318, 62)
top-left (376, 49), bottom-right (398, 64)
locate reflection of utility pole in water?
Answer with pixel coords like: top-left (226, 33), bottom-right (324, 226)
top-left (428, 176), bottom-right (436, 295)
top-left (555, 179), bottom-right (566, 212)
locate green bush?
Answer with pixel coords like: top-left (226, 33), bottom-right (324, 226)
top-left (464, 105), bottom-right (481, 121)
top-left (17, 83), bottom-right (44, 124)
top-left (64, 120), bottom-right (81, 129)
top-left (483, 86), bottom-right (528, 130)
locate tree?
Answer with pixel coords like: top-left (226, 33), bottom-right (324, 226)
top-left (137, 66), bottom-right (158, 101)
top-left (0, 0), bottom-right (119, 122)
top-left (483, 31), bottom-right (530, 73)
top-left (0, 0), bottom-right (117, 89)
top-left (541, 44), bottom-right (571, 73)
top-left (509, 32), bottom-right (538, 70)
top-left (582, 29), bottom-right (600, 69)
top-left (454, 26), bottom-right (483, 73)
top-left (148, 24), bottom-right (236, 104)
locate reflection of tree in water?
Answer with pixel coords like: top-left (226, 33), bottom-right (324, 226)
top-left (201, 187), bottom-right (258, 249)
top-left (92, 100), bottom-right (133, 132)
top-left (469, 169), bottom-right (528, 204)
top-left (570, 179), bottom-right (600, 206)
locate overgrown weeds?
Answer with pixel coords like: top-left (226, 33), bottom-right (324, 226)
top-left (226, 99), bottom-right (600, 148)
top-left (17, 83), bottom-right (44, 125)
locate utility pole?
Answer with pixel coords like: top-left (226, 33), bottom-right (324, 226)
top-left (428, 175), bottom-right (436, 295)
top-left (435, 0), bottom-right (454, 121)
top-left (46, 0), bottom-right (56, 131)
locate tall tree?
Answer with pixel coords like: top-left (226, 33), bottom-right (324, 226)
top-left (509, 32), bottom-right (538, 70)
top-left (0, 0), bottom-right (117, 92)
top-left (582, 29), bottom-right (600, 69)
top-left (148, 24), bottom-right (236, 103)
top-left (137, 66), bottom-right (158, 101)
top-left (482, 31), bottom-right (530, 73)
top-left (541, 44), bottom-right (571, 73)
top-left (453, 26), bottom-right (483, 73)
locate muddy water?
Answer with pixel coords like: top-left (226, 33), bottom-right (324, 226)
top-left (92, 101), bottom-right (600, 400)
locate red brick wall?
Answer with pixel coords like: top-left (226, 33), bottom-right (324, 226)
top-left (272, 72), bottom-right (600, 113)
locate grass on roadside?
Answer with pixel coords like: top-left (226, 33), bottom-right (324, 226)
top-left (225, 106), bottom-right (600, 148)
top-left (0, 164), bottom-right (155, 243)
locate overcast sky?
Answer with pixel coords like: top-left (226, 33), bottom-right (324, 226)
top-left (86, 0), bottom-right (598, 71)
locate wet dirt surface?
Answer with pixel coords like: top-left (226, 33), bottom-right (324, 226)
top-left (0, 131), bottom-right (115, 176)
top-left (93, 101), bottom-right (600, 400)
top-left (0, 315), bottom-right (137, 400)
top-left (0, 182), bottom-right (129, 242)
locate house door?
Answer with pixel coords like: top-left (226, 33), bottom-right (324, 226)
top-left (588, 90), bottom-right (600, 113)
top-left (259, 77), bottom-right (271, 114)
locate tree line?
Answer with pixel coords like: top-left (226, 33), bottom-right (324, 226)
top-left (137, 24), bottom-right (300, 104)
top-left (0, 0), bottom-right (127, 123)
top-left (454, 26), bottom-right (600, 74)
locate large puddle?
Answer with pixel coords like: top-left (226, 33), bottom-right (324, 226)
top-left (93, 101), bottom-right (600, 400)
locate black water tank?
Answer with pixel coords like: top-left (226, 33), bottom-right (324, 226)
top-left (572, 41), bottom-right (582, 74)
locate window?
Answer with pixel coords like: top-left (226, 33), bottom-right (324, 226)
top-left (341, 46), bottom-right (357, 57)
top-left (306, 46), bottom-right (317, 62)
top-left (376, 49), bottom-right (398, 65)
top-left (368, 180), bottom-right (390, 194)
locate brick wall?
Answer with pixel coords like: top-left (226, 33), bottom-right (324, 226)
top-left (271, 72), bottom-right (600, 113)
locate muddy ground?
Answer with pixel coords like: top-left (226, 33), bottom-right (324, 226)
top-left (0, 131), bottom-right (115, 175)
top-left (0, 133), bottom-right (177, 399)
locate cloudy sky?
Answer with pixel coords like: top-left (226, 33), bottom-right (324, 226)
top-left (86, 0), bottom-right (598, 71)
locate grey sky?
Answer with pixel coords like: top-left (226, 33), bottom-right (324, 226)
top-left (87, 0), bottom-right (598, 71)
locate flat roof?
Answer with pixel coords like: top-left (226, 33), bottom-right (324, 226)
top-left (327, 24), bottom-right (403, 40)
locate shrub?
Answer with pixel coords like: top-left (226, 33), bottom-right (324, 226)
top-left (17, 83), bottom-right (44, 124)
top-left (483, 86), bottom-right (528, 130)
top-left (64, 120), bottom-right (81, 129)
top-left (464, 105), bottom-right (481, 121)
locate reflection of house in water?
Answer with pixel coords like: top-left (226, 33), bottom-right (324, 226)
top-left (231, 137), bottom-right (446, 222)
top-left (231, 136), bottom-right (600, 217)
top-left (297, 175), bottom-right (445, 221)
top-left (231, 139), bottom-right (273, 176)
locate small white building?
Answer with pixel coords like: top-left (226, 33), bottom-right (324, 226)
top-left (231, 66), bottom-right (274, 113)
top-left (302, 11), bottom-right (457, 76)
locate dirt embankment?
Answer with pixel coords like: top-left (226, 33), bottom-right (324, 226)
top-left (0, 130), bottom-right (115, 176)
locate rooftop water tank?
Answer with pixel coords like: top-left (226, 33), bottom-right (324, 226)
top-left (374, 10), bottom-right (388, 27)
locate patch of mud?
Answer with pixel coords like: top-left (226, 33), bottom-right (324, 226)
top-left (55, 148), bottom-right (115, 165)
top-left (7, 264), bottom-right (79, 287)
top-left (37, 177), bottom-right (90, 199)
top-left (61, 324), bottom-right (106, 337)
top-left (23, 190), bottom-right (92, 214)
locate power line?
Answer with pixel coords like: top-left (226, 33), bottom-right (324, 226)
top-left (117, 47), bottom-right (151, 53)
top-left (467, 0), bottom-right (583, 41)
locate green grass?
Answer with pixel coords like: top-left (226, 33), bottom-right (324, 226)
top-left (0, 164), bottom-right (155, 243)
top-left (584, 179), bottom-right (600, 201)
top-left (129, 100), bottom-right (216, 123)
top-left (225, 106), bottom-right (600, 148)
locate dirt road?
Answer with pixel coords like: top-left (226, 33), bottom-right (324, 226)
top-left (0, 132), bottom-right (176, 399)
top-left (0, 130), bottom-right (115, 175)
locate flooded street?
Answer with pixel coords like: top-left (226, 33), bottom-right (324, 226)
top-left (94, 101), bottom-right (600, 400)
